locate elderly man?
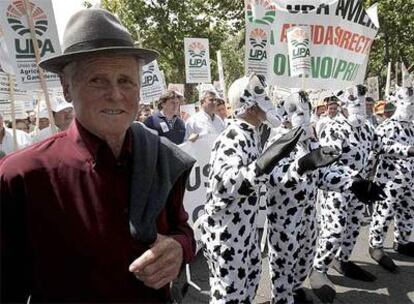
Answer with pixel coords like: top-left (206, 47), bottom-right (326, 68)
top-left (185, 90), bottom-right (226, 141)
top-left (1, 8), bottom-right (195, 303)
top-left (144, 90), bottom-right (186, 144)
top-left (32, 96), bottom-right (74, 142)
top-left (0, 112), bottom-right (31, 157)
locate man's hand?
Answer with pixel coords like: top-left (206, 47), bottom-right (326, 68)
top-left (188, 133), bottom-right (199, 142)
top-left (129, 234), bottom-right (183, 289)
top-left (297, 146), bottom-right (341, 175)
top-left (350, 179), bottom-right (386, 204)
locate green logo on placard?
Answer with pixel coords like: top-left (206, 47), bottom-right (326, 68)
top-left (246, 0), bottom-right (276, 25)
top-left (7, 0), bottom-right (48, 36)
top-left (189, 42), bottom-right (207, 68)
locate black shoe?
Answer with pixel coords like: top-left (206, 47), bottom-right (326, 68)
top-left (393, 242), bottom-right (414, 257)
top-left (293, 287), bottom-right (313, 304)
top-left (331, 259), bottom-right (377, 281)
top-left (369, 247), bottom-right (398, 272)
top-left (309, 269), bottom-right (336, 304)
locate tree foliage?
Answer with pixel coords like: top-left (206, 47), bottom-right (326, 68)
top-left (100, 0), bottom-right (414, 100)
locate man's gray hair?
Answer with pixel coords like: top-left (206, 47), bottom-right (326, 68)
top-left (199, 90), bottom-right (216, 103)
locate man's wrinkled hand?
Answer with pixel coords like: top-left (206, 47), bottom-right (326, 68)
top-left (129, 234), bottom-right (183, 289)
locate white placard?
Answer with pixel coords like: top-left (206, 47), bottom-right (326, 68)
top-left (168, 83), bottom-right (185, 95)
top-left (245, 23), bottom-right (270, 79)
top-left (287, 26), bottom-right (311, 78)
top-left (0, 0), bottom-right (62, 90)
top-left (245, 0), bottom-right (379, 90)
top-left (0, 70), bottom-right (29, 100)
top-left (0, 99), bottom-right (26, 120)
top-left (366, 76), bottom-right (379, 100)
top-left (140, 60), bottom-right (165, 104)
top-left (179, 134), bottom-right (216, 226)
top-left (184, 38), bottom-right (211, 84)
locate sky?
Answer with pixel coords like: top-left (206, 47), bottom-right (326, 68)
top-left (51, 0), bottom-right (100, 44)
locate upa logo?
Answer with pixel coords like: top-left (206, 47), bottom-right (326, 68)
top-left (142, 63), bottom-right (159, 87)
top-left (188, 42), bottom-right (207, 68)
top-left (246, 0), bottom-right (276, 25)
top-left (6, 0), bottom-right (55, 59)
top-left (249, 28), bottom-right (267, 61)
top-left (290, 28), bottom-right (310, 59)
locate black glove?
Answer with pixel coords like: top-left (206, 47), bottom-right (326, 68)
top-left (408, 146), bottom-right (414, 157)
top-left (350, 178), bottom-right (386, 204)
top-left (297, 146), bottom-right (341, 175)
top-left (255, 127), bottom-right (303, 175)
top-left (356, 84), bottom-right (367, 96)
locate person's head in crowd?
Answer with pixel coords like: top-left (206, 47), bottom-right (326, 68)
top-left (365, 96), bottom-right (375, 117)
top-left (215, 98), bottom-right (228, 120)
top-left (325, 97), bottom-right (339, 118)
top-left (199, 90), bottom-right (217, 117)
top-left (137, 104), bottom-right (152, 122)
top-left (15, 118), bottom-right (30, 133)
top-left (228, 73), bottom-right (281, 128)
top-left (51, 96), bottom-right (74, 131)
top-left (314, 100), bottom-right (326, 117)
top-left (157, 90), bottom-right (181, 118)
top-left (28, 111), bottom-right (36, 124)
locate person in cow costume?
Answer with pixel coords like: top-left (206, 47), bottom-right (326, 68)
top-left (201, 74), bottom-right (342, 303)
top-left (369, 82), bottom-right (414, 271)
top-left (265, 91), bottom-right (383, 304)
top-left (310, 84), bottom-right (414, 303)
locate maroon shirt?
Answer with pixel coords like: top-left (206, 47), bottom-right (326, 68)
top-left (0, 120), bottom-right (195, 303)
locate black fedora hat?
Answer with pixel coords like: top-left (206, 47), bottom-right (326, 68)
top-left (39, 8), bottom-right (158, 74)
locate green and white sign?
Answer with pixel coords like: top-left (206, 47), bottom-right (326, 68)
top-left (140, 60), bottom-right (165, 105)
top-left (0, 0), bottom-right (61, 90)
top-left (245, 0), bottom-right (379, 90)
top-left (184, 38), bottom-right (211, 84)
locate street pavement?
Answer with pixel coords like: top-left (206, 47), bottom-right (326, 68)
top-left (176, 223), bottom-right (414, 304)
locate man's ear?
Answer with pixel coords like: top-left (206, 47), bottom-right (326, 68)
top-left (59, 74), bottom-right (72, 103)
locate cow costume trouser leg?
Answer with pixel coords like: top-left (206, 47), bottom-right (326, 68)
top-left (370, 185), bottom-right (414, 247)
top-left (203, 217), bottom-right (262, 304)
top-left (313, 191), bottom-right (347, 272)
top-left (293, 204), bottom-right (318, 291)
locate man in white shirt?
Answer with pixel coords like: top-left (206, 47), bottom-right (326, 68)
top-left (0, 113), bottom-right (32, 157)
top-left (32, 96), bottom-right (74, 143)
top-left (185, 90), bottom-right (226, 141)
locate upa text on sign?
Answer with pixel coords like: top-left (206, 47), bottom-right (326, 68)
top-left (184, 38), bottom-right (211, 84)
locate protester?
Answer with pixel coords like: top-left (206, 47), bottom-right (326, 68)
top-left (28, 111), bottom-right (37, 132)
top-left (137, 103), bottom-right (152, 122)
top-left (0, 112), bottom-right (32, 156)
top-left (185, 90), bottom-right (225, 142)
top-left (32, 96), bottom-right (74, 142)
top-left (144, 90), bottom-right (186, 144)
top-left (365, 96), bottom-right (378, 127)
top-left (14, 118), bottom-right (30, 133)
top-left (369, 84), bottom-right (414, 272)
top-left (1, 8), bottom-right (196, 303)
top-left (201, 74), bottom-right (303, 303)
top-left (310, 85), bottom-right (414, 303)
top-left (215, 97), bottom-right (228, 121)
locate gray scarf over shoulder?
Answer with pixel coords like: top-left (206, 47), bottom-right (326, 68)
top-left (129, 123), bottom-right (196, 244)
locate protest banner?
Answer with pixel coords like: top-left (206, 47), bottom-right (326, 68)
top-left (179, 134), bottom-right (216, 226)
top-left (0, 99), bottom-right (26, 120)
top-left (0, 70), bottom-right (29, 100)
top-left (0, 0), bottom-right (61, 90)
top-left (140, 60), bottom-right (165, 104)
top-left (287, 26), bottom-right (311, 79)
top-left (168, 83), bottom-right (185, 95)
top-left (245, 23), bottom-right (270, 78)
top-left (180, 103), bottom-right (196, 118)
top-left (245, 0), bottom-right (379, 90)
top-left (401, 62), bottom-right (413, 87)
top-left (184, 38), bottom-right (211, 84)
top-left (366, 76), bottom-right (379, 100)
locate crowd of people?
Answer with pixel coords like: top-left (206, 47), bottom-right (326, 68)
top-left (0, 7), bottom-right (413, 304)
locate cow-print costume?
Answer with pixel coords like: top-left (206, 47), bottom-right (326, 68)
top-left (369, 87), bottom-right (414, 249)
top-left (265, 132), bottom-right (356, 304)
top-left (313, 117), bottom-right (411, 273)
top-left (201, 119), bottom-right (269, 303)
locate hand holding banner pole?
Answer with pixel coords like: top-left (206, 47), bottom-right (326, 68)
top-left (23, 0), bottom-right (57, 134)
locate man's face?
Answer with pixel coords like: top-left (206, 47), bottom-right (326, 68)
top-left (327, 103), bottom-right (338, 118)
top-left (39, 118), bottom-right (50, 130)
top-left (366, 101), bottom-right (374, 116)
top-left (216, 104), bottom-right (227, 120)
top-left (162, 97), bottom-right (180, 117)
top-left (64, 55), bottom-right (140, 140)
top-left (201, 93), bottom-right (217, 115)
top-left (316, 105), bottom-right (326, 116)
top-left (54, 107), bottom-right (74, 131)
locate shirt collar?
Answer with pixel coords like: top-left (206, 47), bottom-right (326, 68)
top-left (67, 119), bottom-right (133, 164)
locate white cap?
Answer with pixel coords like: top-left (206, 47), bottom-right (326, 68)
top-left (51, 96), bottom-right (73, 112)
